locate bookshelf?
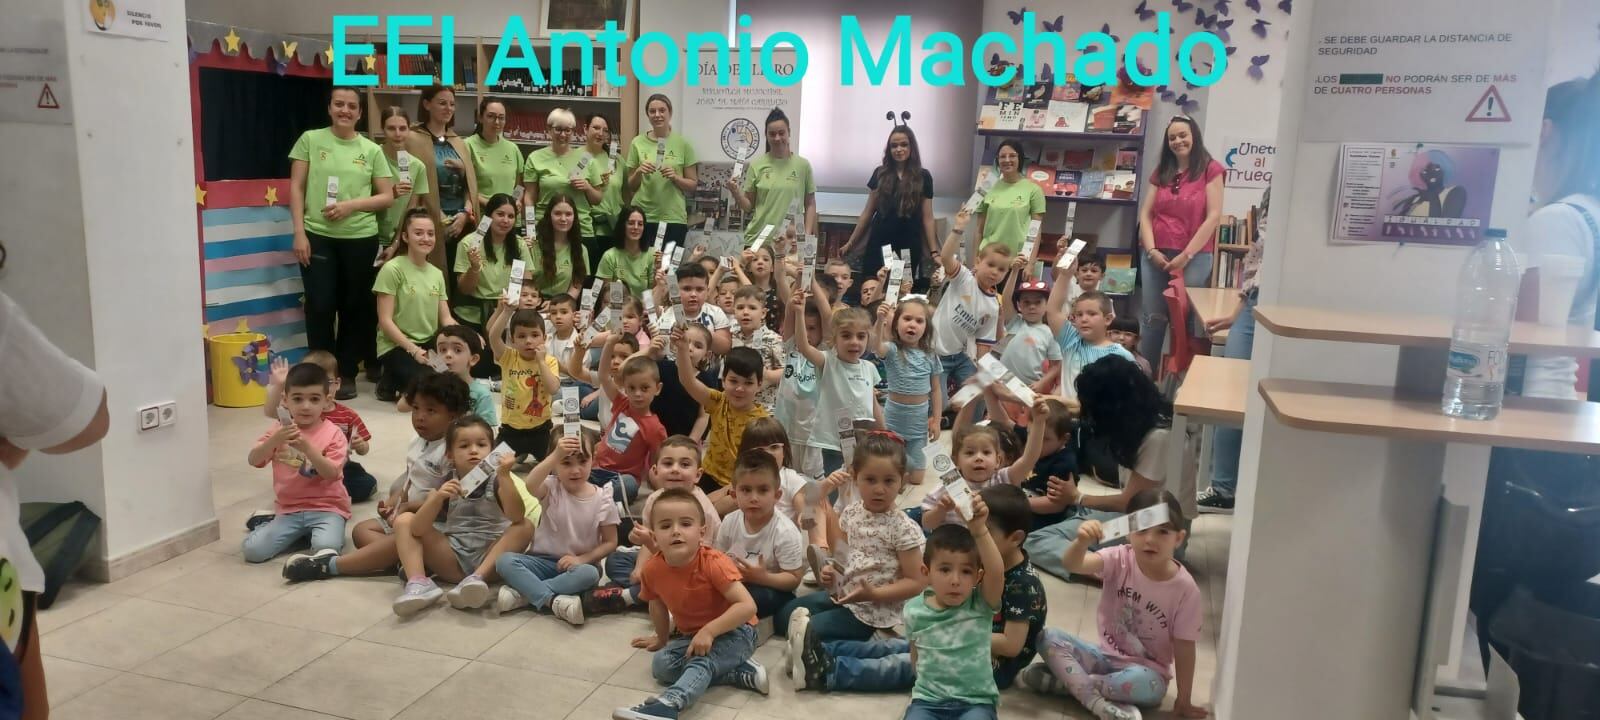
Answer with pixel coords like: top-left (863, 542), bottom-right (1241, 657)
top-left (1210, 202), bottom-right (1264, 289)
top-left (977, 128), bottom-right (1144, 142)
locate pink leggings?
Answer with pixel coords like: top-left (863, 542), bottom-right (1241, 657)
top-left (1039, 628), bottom-right (1168, 707)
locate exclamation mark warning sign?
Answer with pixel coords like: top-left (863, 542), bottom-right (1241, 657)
top-left (1466, 85), bottom-right (1511, 123)
top-left (36, 83), bottom-right (59, 110)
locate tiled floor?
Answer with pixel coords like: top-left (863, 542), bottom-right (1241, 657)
top-left (39, 380), bottom-right (1232, 719)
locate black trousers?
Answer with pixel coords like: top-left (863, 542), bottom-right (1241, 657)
top-left (379, 340), bottom-right (433, 398)
top-left (301, 232), bottom-right (379, 380)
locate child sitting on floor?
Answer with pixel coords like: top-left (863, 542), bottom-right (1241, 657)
top-left (255, 352), bottom-right (374, 532)
top-left (396, 326), bottom-right (497, 425)
top-left (1045, 261), bottom-right (1132, 401)
top-left (919, 400), bottom-right (1047, 531)
top-left (589, 345), bottom-right (666, 504)
top-left (901, 499), bottom-right (1005, 719)
top-left (495, 432), bottom-right (619, 625)
top-left (1019, 490), bottom-right (1207, 720)
top-left (613, 488), bottom-right (768, 719)
top-left (714, 450), bottom-right (805, 620)
top-left (244, 362), bottom-right (349, 563)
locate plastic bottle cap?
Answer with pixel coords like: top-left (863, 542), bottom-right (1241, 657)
top-left (1485, 228), bottom-right (1507, 238)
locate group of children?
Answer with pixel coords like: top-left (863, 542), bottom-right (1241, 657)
top-left (241, 205), bottom-right (1200, 720)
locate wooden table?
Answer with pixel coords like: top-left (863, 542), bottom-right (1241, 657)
top-left (1187, 287), bottom-right (1241, 346)
top-left (1254, 304), bottom-right (1600, 358)
top-left (1168, 355), bottom-right (1249, 518)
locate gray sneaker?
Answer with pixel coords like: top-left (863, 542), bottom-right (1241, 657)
top-left (392, 578), bottom-right (443, 616)
top-left (446, 574), bottom-right (491, 609)
top-left (282, 548), bottom-right (336, 582)
top-left (725, 659), bottom-right (769, 695)
top-left (1017, 663), bottom-right (1067, 695)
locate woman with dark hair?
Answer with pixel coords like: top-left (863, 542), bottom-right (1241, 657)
top-left (402, 85), bottom-right (479, 274)
top-left (842, 124), bottom-right (937, 292)
top-left (595, 205), bottom-right (654, 298)
top-left (289, 86), bottom-right (396, 398)
top-left (584, 112), bottom-right (624, 260)
top-left (975, 139), bottom-right (1045, 256)
top-left (466, 99), bottom-right (525, 213)
top-left (625, 94), bottom-right (698, 246)
top-left (727, 107), bottom-right (816, 246)
top-left (1136, 115), bottom-right (1224, 364)
top-left (528, 193), bottom-right (588, 298)
top-left (1021, 355), bottom-right (1173, 579)
top-left (454, 193), bottom-right (531, 329)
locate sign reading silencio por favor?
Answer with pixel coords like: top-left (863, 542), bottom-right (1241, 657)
top-left (1223, 137), bottom-right (1275, 189)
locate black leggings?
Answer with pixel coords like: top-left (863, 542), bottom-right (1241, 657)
top-left (378, 337), bottom-right (433, 397)
top-left (301, 232), bottom-right (379, 380)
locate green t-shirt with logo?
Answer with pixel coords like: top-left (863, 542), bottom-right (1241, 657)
top-left (624, 132), bottom-right (697, 225)
top-left (372, 257), bottom-right (447, 357)
top-left (452, 232), bottom-right (535, 324)
top-left (590, 155), bottom-right (625, 238)
top-left (978, 177), bottom-right (1046, 255)
top-left (288, 128), bottom-right (394, 239)
top-left (595, 246), bottom-right (655, 298)
top-left (377, 149), bottom-right (430, 245)
top-left (523, 146), bottom-right (606, 238)
top-left (741, 153), bottom-right (816, 245)
top-left (526, 239), bottom-right (586, 297)
top-left (466, 134), bottom-right (525, 207)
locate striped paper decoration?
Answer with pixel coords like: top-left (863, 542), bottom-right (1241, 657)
top-left (202, 205), bottom-right (308, 364)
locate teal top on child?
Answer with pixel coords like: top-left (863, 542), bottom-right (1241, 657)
top-left (905, 587), bottom-right (1000, 707)
top-left (289, 128), bottom-right (394, 239)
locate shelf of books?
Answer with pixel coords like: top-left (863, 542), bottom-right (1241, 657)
top-left (974, 70), bottom-right (1150, 207)
top-left (1210, 205), bottom-right (1263, 289)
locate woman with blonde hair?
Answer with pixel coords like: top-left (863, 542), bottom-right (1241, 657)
top-left (522, 107), bottom-right (606, 256)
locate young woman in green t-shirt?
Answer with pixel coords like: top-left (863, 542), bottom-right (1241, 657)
top-left (374, 209), bottom-right (456, 401)
top-left (583, 112), bottom-right (623, 261)
top-left (594, 205), bottom-right (655, 298)
top-left (726, 107), bottom-right (817, 245)
top-left (529, 194), bottom-right (589, 299)
top-left (454, 194), bottom-right (530, 330)
top-left (378, 106), bottom-right (427, 250)
top-left (624, 94), bottom-right (699, 247)
top-left (288, 86), bottom-right (396, 398)
top-left (466, 100), bottom-right (525, 214)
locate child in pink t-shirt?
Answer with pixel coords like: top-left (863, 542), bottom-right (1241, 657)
top-left (243, 363), bottom-right (350, 564)
top-left (1020, 490), bottom-right (1206, 720)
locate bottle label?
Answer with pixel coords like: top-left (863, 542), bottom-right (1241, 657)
top-left (1447, 345), bottom-right (1506, 383)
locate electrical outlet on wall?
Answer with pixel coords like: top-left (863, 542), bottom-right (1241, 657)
top-left (157, 402), bottom-right (177, 427)
top-left (138, 405), bottom-right (160, 431)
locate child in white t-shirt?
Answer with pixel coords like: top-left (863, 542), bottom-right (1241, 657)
top-left (999, 279), bottom-right (1063, 394)
top-left (715, 449), bottom-right (805, 619)
top-left (929, 208), bottom-right (1009, 408)
top-left (792, 301), bottom-right (882, 476)
top-left (775, 291), bottom-right (830, 479)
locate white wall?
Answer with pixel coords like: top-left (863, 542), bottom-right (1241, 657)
top-left (1548, 0), bottom-right (1600, 84)
top-left (1200, 19), bottom-right (1290, 216)
top-left (4, 0), bottom-right (213, 567)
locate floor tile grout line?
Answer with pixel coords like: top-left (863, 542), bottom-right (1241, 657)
top-left (123, 616), bottom-right (355, 700)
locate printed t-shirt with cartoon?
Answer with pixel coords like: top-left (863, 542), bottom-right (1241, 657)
top-left (251, 419), bottom-right (351, 518)
top-left (930, 266), bottom-right (999, 358)
top-left (995, 556), bottom-right (1049, 688)
top-left (594, 395), bottom-right (667, 486)
top-left (1000, 317), bottom-right (1062, 385)
top-left (701, 390), bottom-right (771, 486)
top-left (498, 351), bottom-right (562, 430)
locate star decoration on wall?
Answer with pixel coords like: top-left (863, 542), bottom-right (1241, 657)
top-left (264, 186), bottom-right (279, 206)
top-left (364, 54), bottom-right (377, 72)
top-left (323, 45), bottom-right (335, 66)
top-left (195, 184), bottom-right (207, 206)
top-left (222, 28), bottom-right (241, 54)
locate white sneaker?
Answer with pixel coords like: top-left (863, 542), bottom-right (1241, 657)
top-left (393, 578), bottom-right (443, 616)
top-left (551, 595), bottom-right (586, 625)
top-left (1088, 697), bottom-right (1142, 720)
top-left (786, 607), bottom-right (811, 679)
top-left (446, 574), bottom-right (491, 609)
top-left (494, 586), bottom-right (526, 614)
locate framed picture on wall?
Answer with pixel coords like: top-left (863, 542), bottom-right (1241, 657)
top-left (541, 0), bottom-right (633, 35)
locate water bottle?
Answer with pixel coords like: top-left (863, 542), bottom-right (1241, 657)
top-left (1442, 228), bottom-right (1522, 420)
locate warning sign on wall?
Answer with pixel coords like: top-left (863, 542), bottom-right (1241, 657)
top-left (0, 13), bottom-right (72, 125)
top-left (1465, 85), bottom-right (1511, 123)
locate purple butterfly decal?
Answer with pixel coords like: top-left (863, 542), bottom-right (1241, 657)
top-left (1226, 45), bottom-right (1238, 56)
top-left (1037, 63), bottom-right (1055, 83)
top-left (1252, 18), bottom-right (1271, 37)
top-left (1278, 0), bottom-right (1291, 13)
top-left (1196, 8), bottom-right (1217, 28)
top-left (1158, 85), bottom-right (1176, 102)
top-left (1215, 0), bottom-right (1231, 15)
top-left (991, 52), bottom-right (1001, 66)
top-left (1176, 0), bottom-right (1196, 12)
top-left (1007, 8), bottom-right (1028, 25)
top-left (1245, 0), bottom-right (1261, 11)
top-left (1100, 23), bottom-right (1121, 42)
top-left (1135, 0), bottom-right (1156, 21)
top-left (1214, 17), bottom-right (1234, 41)
top-left (1042, 14), bottom-right (1065, 33)
top-left (1174, 93), bottom-right (1199, 113)
top-left (1248, 54), bottom-right (1269, 80)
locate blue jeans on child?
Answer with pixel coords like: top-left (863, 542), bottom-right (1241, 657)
top-left (1038, 627), bottom-right (1167, 707)
top-left (903, 700), bottom-right (997, 720)
top-left (589, 468), bottom-right (639, 505)
top-left (777, 590), bottom-right (877, 640)
top-left (652, 623), bottom-right (757, 710)
top-left (241, 510), bottom-right (345, 563)
top-left (604, 547), bottom-right (641, 598)
top-left (828, 637), bottom-right (915, 691)
top-left (494, 553), bottom-right (601, 610)
top-left (937, 353), bottom-right (977, 410)
top-left (746, 585), bottom-right (796, 619)
top-left (1208, 290), bottom-right (1257, 498)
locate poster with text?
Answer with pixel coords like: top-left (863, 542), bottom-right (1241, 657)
top-left (1333, 143), bottom-right (1499, 246)
top-left (1222, 137), bottom-right (1275, 189)
top-left (82, 0), bottom-right (169, 41)
top-left (679, 48), bottom-right (802, 232)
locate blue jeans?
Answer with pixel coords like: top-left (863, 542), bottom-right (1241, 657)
top-left (937, 353), bottom-right (977, 411)
top-left (777, 589), bottom-right (877, 640)
top-left (903, 700), bottom-right (997, 720)
top-left (747, 584), bottom-right (796, 619)
top-left (652, 623), bottom-right (757, 709)
top-left (605, 548), bottom-right (640, 597)
top-left (241, 510), bottom-right (345, 563)
top-left (1208, 290), bottom-right (1257, 497)
top-left (494, 553), bottom-right (601, 610)
top-left (589, 468), bottom-right (639, 504)
top-left (1136, 251), bottom-right (1214, 366)
top-left (828, 637), bottom-right (915, 691)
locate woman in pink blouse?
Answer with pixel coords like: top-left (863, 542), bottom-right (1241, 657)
top-left (1135, 116), bottom-right (1225, 363)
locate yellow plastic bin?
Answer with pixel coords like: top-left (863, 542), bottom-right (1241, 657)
top-left (208, 331), bottom-right (271, 408)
